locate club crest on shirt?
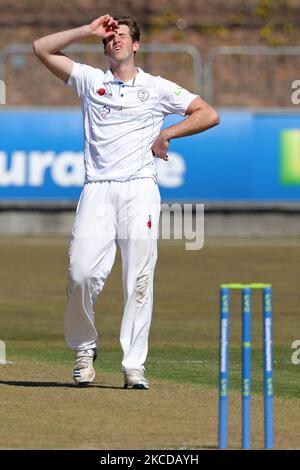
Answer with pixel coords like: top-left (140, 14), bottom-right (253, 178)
top-left (137, 90), bottom-right (149, 102)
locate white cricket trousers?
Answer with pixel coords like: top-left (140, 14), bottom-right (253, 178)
top-left (64, 178), bottom-right (161, 372)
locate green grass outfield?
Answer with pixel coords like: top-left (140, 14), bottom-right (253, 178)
top-left (0, 237), bottom-right (299, 449)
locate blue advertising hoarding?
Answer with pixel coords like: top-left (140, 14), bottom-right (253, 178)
top-left (1, 108), bottom-right (300, 202)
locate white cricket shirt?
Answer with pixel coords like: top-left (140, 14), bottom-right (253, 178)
top-left (66, 62), bottom-right (198, 182)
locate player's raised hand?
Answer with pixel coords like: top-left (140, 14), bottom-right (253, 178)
top-left (152, 132), bottom-right (170, 161)
top-left (89, 15), bottom-right (118, 38)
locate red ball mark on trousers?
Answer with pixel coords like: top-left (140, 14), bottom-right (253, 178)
top-left (98, 88), bottom-right (106, 96)
top-left (147, 216), bottom-right (152, 229)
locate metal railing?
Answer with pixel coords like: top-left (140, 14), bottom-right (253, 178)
top-left (0, 43), bottom-right (201, 106)
top-left (204, 46), bottom-right (300, 107)
top-left (1, 43), bottom-right (300, 107)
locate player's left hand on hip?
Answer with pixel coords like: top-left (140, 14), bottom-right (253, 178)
top-left (151, 132), bottom-right (170, 161)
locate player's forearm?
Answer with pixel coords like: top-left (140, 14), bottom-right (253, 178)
top-left (163, 108), bottom-right (220, 140)
top-left (33, 25), bottom-right (93, 56)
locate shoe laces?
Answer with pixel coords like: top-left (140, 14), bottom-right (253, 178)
top-left (125, 369), bottom-right (145, 380)
top-left (75, 349), bottom-right (94, 369)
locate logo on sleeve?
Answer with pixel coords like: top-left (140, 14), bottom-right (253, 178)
top-left (137, 90), bottom-right (149, 102)
top-left (174, 85), bottom-right (183, 96)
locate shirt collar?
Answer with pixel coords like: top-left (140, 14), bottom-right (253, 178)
top-left (103, 67), bottom-right (146, 86)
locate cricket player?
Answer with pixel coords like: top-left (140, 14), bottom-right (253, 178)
top-left (33, 14), bottom-right (220, 389)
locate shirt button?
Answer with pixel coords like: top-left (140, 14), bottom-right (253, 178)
top-left (121, 94), bottom-right (124, 97)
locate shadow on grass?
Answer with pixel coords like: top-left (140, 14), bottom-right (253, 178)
top-left (0, 380), bottom-right (123, 390)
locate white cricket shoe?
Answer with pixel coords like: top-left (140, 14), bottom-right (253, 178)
top-left (123, 369), bottom-right (150, 389)
top-left (73, 349), bottom-right (97, 385)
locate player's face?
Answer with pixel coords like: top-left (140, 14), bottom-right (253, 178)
top-left (105, 24), bottom-right (139, 62)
